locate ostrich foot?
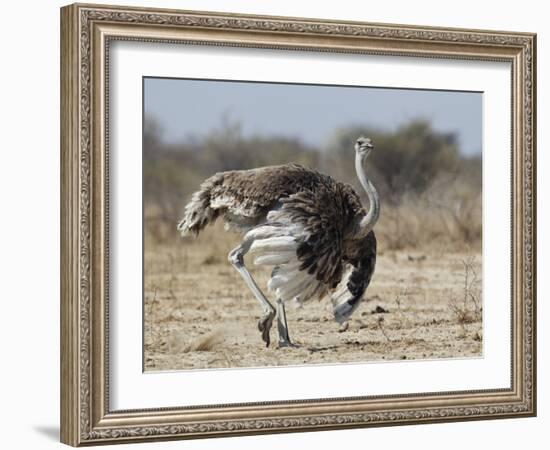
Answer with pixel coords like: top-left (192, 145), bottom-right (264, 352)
top-left (277, 339), bottom-right (300, 349)
top-left (258, 311), bottom-right (275, 347)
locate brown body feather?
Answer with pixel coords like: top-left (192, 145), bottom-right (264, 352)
top-left (212, 163), bottom-right (363, 217)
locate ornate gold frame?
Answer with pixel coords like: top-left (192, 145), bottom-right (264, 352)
top-left (60, 3), bottom-right (536, 446)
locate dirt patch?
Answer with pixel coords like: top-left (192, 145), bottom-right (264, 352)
top-left (144, 225), bottom-right (482, 372)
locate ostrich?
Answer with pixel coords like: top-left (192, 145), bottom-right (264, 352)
top-left (177, 136), bottom-right (379, 348)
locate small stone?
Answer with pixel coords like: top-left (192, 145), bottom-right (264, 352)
top-left (338, 322), bottom-right (350, 333)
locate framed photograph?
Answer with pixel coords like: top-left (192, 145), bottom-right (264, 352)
top-left (60, 3), bottom-right (536, 446)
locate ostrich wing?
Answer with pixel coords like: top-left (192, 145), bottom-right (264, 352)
top-left (268, 182), bottom-right (364, 294)
top-left (332, 231), bottom-right (377, 324)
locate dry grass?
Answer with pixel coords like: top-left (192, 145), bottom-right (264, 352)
top-left (448, 258), bottom-right (482, 328)
top-left (145, 173), bottom-right (481, 254)
top-left (183, 332), bottom-right (225, 352)
top-left (376, 187), bottom-right (481, 252)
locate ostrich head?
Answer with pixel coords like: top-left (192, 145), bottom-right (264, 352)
top-left (355, 136), bottom-right (374, 159)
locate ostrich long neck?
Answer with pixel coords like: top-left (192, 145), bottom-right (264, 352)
top-left (355, 152), bottom-right (380, 238)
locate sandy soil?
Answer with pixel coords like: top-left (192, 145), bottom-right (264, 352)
top-left (144, 224), bottom-right (482, 372)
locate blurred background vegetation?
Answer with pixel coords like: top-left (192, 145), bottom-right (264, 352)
top-left (144, 116), bottom-right (481, 251)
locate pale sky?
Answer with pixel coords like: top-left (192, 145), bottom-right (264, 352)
top-left (144, 77), bottom-right (482, 156)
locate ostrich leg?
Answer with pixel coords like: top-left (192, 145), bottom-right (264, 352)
top-left (228, 239), bottom-right (276, 347)
top-left (276, 298), bottom-right (295, 348)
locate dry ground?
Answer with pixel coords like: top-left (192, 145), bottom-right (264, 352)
top-left (144, 223), bottom-right (482, 371)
